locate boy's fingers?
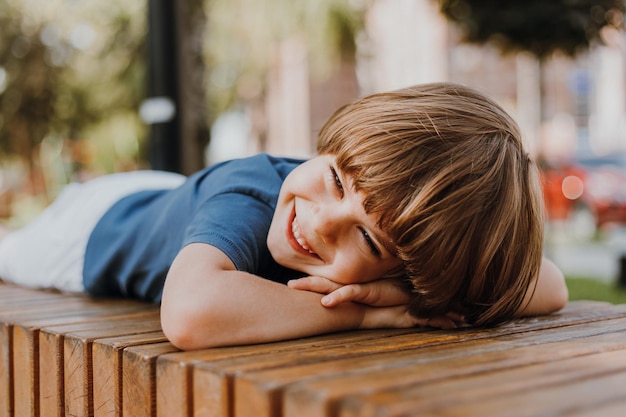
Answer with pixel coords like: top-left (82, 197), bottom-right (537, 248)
top-left (321, 284), bottom-right (366, 307)
top-left (323, 282), bottom-right (410, 307)
top-left (290, 278), bottom-right (413, 308)
top-left (287, 276), bottom-right (341, 294)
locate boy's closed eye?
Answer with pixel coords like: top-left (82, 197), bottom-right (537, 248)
top-left (358, 227), bottom-right (382, 258)
top-left (329, 164), bottom-right (384, 259)
top-left (329, 165), bottom-right (344, 198)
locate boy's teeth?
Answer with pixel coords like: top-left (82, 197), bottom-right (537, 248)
top-left (292, 217), bottom-right (316, 254)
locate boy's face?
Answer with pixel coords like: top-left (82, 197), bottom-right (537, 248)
top-left (268, 155), bottom-right (402, 284)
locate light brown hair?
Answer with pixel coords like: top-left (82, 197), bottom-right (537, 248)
top-left (317, 82), bottom-right (544, 326)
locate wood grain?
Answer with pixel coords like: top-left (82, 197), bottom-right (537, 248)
top-left (193, 304), bottom-right (626, 417)
top-left (11, 302), bottom-right (157, 417)
top-left (38, 311), bottom-right (159, 417)
top-left (3, 279), bottom-right (626, 417)
top-left (92, 331), bottom-right (167, 417)
top-left (280, 319), bottom-right (626, 417)
top-left (158, 329), bottom-right (416, 417)
top-left (63, 314), bottom-right (162, 417)
top-left (123, 341), bottom-right (180, 417)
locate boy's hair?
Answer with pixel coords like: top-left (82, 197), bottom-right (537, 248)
top-left (317, 82), bottom-right (544, 327)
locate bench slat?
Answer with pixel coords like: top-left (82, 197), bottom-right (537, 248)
top-left (277, 318), bottom-right (626, 417)
top-left (63, 315), bottom-right (162, 417)
top-left (157, 329), bottom-right (416, 417)
top-left (0, 289), bottom-right (97, 417)
top-left (11, 303), bottom-right (158, 417)
top-left (567, 398), bottom-right (626, 417)
top-left (0, 298), bottom-right (156, 417)
top-left (341, 347), bottom-right (626, 417)
top-left (92, 331), bottom-right (168, 417)
top-left (404, 359), bottom-right (626, 417)
top-left (123, 342), bottom-right (180, 417)
top-left (1, 279), bottom-right (625, 417)
top-left (286, 329), bottom-right (626, 417)
top-left (38, 312), bottom-right (159, 417)
top-left (190, 305), bottom-right (626, 417)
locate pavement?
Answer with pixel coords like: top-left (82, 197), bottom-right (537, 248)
top-left (546, 226), bottom-right (626, 284)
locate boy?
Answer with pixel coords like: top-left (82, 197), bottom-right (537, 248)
top-left (0, 83), bottom-right (567, 350)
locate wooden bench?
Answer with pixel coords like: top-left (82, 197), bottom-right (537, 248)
top-left (1, 281), bottom-right (626, 417)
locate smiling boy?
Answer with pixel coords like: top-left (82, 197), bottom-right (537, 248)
top-left (0, 83), bottom-right (567, 350)
top-left (161, 83), bottom-right (567, 349)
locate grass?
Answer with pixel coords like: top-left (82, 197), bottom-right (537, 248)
top-left (566, 276), bottom-right (626, 305)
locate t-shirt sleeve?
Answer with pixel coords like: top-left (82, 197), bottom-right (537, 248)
top-left (182, 192), bottom-right (275, 274)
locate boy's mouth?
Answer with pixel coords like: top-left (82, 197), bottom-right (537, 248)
top-left (288, 207), bottom-right (319, 257)
top-left (292, 217), bottom-right (315, 254)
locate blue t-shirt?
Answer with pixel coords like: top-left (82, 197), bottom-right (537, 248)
top-left (83, 154), bottom-right (305, 303)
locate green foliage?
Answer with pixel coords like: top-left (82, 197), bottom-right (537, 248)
top-left (566, 277), bottom-right (626, 304)
top-left (0, 0), bottom-right (146, 176)
top-left (440, 0), bottom-right (626, 58)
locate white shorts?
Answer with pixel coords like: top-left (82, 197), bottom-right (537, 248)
top-left (0, 171), bottom-right (186, 293)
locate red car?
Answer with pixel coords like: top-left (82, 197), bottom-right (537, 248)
top-left (541, 153), bottom-right (626, 239)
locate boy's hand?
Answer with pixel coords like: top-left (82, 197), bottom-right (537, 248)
top-left (288, 276), bottom-right (410, 307)
top-left (288, 276), bottom-right (465, 330)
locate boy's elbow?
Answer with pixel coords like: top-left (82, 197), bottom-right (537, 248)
top-left (538, 265), bottom-right (569, 315)
top-left (545, 262), bottom-right (568, 314)
top-left (161, 303), bottom-right (201, 350)
top-left (161, 298), bottom-right (224, 351)
top-left (516, 262), bottom-right (568, 318)
top-left (551, 274), bottom-right (569, 313)
top-left (161, 292), bottom-right (241, 350)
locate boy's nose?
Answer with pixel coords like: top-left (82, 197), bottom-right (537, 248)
top-left (311, 203), bottom-right (347, 243)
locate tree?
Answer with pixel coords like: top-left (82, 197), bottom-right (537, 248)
top-left (439, 0), bottom-right (626, 59)
top-left (0, 2), bottom-right (65, 195)
top-left (439, 0), bottom-right (626, 153)
top-left (0, 0), bottom-right (147, 199)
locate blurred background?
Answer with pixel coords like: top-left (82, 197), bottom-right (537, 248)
top-left (1, 0), bottom-right (626, 301)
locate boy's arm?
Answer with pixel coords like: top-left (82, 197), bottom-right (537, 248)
top-left (290, 257), bottom-right (568, 324)
top-left (160, 243), bottom-right (419, 350)
top-left (287, 277), bottom-right (464, 329)
top-left (515, 257), bottom-right (568, 317)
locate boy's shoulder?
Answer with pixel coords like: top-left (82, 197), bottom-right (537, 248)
top-left (227, 153), bottom-right (305, 170)
top-left (197, 153), bottom-right (305, 186)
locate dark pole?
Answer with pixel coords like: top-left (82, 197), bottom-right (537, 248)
top-left (143, 0), bottom-right (181, 173)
